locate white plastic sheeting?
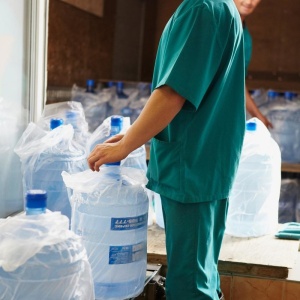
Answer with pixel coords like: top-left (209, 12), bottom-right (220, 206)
top-left (0, 211), bottom-right (94, 300)
top-left (226, 118), bottom-right (281, 237)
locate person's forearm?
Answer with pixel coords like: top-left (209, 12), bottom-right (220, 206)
top-left (87, 85), bottom-right (186, 171)
top-left (245, 85), bottom-right (273, 128)
top-left (245, 86), bottom-right (264, 119)
top-left (119, 85), bottom-right (186, 155)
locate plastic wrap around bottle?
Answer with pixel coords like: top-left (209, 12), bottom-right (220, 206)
top-left (14, 123), bottom-right (88, 223)
top-left (71, 83), bottom-right (111, 132)
top-left (0, 211), bottom-right (94, 300)
top-left (62, 167), bottom-right (149, 300)
top-left (37, 100), bottom-right (91, 146)
top-left (226, 118), bottom-right (281, 237)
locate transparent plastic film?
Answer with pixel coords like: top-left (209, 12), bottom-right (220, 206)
top-left (62, 166), bottom-right (148, 200)
top-left (0, 212), bottom-right (70, 272)
top-left (226, 118), bottom-right (281, 237)
top-left (71, 84), bottom-right (112, 132)
top-left (14, 122), bottom-right (87, 221)
top-left (62, 166), bottom-right (149, 300)
top-left (0, 211), bottom-right (95, 299)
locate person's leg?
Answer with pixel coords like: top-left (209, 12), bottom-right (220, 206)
top-left (161, 197), bottom-right (228, 300)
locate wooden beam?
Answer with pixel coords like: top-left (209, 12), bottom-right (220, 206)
top-left (60, 0), bottom-right (104, 17)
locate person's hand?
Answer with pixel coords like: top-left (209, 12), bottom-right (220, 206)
top-left (87, 134), bottom-right (127, 171)
top-left (104, 134), bottom-right (124, 143)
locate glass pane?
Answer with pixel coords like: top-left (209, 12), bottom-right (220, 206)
top-left (0, 0), bottom-right (39, 217)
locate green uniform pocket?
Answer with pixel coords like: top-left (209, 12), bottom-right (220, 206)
top-left (148, 137), bottom-right (183, 194)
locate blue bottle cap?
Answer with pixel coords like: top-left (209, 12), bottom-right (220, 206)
top-left (26, 190), bottom-right (47, 209)
top-left (86, 79), bottom-right (95, 87)
top-left (246, 121), bottom-right (257, 131)
top-left (117, 82), bottom-right (124, 90)
top-left (107, 81), bottom-right (115, 87)
top-left (111, 115), bottom-right (123, 127)
top-left (50, 118), bottom-right (64, 130)
top-left (86, 79), bottom-right (95, 93)
top-left (267, 90), bottom-right (278, 99)
top-left (284, 91), bottom-right (294, 101)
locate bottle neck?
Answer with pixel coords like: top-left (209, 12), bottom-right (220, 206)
top-left (26, 207), bottom-right (46, 215)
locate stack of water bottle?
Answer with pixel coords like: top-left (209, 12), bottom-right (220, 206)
top-left (11, 96), bottom-right (158, 298)
top-left (251, 89), bottom-right (300, 163)
top-left (71, 80), bottom-right (151, 132)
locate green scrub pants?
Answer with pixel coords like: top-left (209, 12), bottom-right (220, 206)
top-left (161, 196), bottom-right (228, 300)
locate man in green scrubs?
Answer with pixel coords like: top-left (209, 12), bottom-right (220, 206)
top-left (88, 0), bottom-right (245, 299)
top-left (233, 0), bottom-right (273, 128)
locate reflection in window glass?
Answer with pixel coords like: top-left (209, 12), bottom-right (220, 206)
top-left (0, 0), bottom-right (30, 217)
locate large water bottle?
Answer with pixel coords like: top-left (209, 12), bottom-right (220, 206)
top-left (108, 82), bottom-right (131, 116)
top-left (63, 166), bottom-right (149, 300)
top-left (266, 97), bottom-right (299, 162)
top-left (14, 123), bottom-right (87, 224)
top-left (0, 190), bottom-right (94, 300)
top-left (116, 81), bottom-right (128, 99)
top-left (226, 118), bottom-right (281, 237)
top-left (251, 88), bottom-right (267, 107)
top-left (71, 80), bottom-right (109, 132)
top-left (259, 90), bottom-right (281, 116)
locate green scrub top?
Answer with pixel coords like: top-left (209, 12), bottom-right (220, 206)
top-left (146, 0), bottom-right (246, 203)
top-left (243, 25), bottom-right (252, 75)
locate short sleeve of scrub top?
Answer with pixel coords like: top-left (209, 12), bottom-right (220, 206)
top-left (152, 2), bottom-right (224, 110)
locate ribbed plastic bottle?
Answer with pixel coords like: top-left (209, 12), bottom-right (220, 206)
top-left (0, 190), bottom-right (94, 300)
top-left (225, 119), bottom-right (281, 237)
top-left (65, 116), bottom-right (149, 300)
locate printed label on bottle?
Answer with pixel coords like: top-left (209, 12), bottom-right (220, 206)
top-left (111, 213), bottom-right (148, 231)
top-left (109, 242), bottom-right (145, 265)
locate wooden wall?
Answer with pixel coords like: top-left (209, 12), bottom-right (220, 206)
top-left (246, 0), bottom-right (300, 91)
top-left (47, 0), bottom-right (117, 88)
top-left (47, 0), bottom-right (157, 89)
top-left (47, 0), bottom-right (300, 91)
